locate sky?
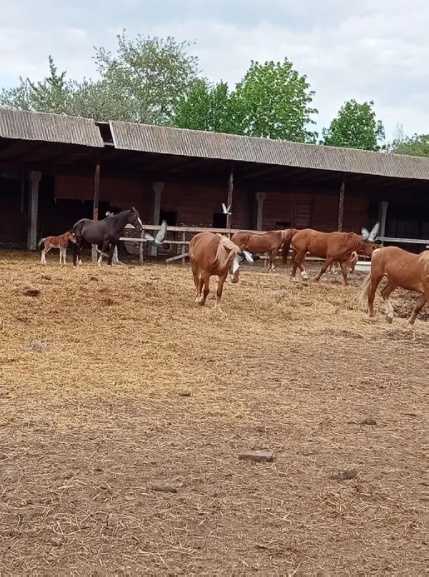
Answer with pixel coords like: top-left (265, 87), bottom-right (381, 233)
top-left (1, 0), bottom-right (428, 141)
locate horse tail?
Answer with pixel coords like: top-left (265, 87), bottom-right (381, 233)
top-left (282, 229), bottom-right (296, 265)
top-left (38, 238), bottom-right (46, 248)
top-left (358, 272), bottom-right (372, 310)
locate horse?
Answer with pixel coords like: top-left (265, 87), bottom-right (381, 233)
top-left (231, 229), bottom-right (295, 273)
top-left (189, 232), bottom-right (253, 307)
top-left (72, 207), bottom-right (167, 266)
top-left (359, 246), bottom-right (429, 324)
top-left (286, 224), bottom-right (379, 285)
top-left (39, 231), bottom-right (76, 265)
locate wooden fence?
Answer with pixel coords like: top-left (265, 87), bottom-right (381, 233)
top-left (118, 225), bottom-right (429, 266)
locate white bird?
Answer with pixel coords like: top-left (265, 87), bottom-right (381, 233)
top-left (221, 203), bottom-right (232, 215)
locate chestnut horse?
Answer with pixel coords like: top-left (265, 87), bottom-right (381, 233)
top-left (231, 229), bottom-right (295, 272)
top-left (359, 246), bottom-right (429, 324)
top-left (285, 225), bottom-right (379, 285)
top-left (189, 232), bottom-right (253, 306)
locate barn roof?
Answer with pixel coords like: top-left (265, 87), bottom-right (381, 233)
top-left (1, 108), bottom-right (429, 181)
top-left (0, 108), bottom-right (104, 148)
top-left (110, 120), bottom-right (429, 181)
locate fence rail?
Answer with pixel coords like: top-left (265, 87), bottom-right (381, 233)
top-left (118, 224), bottom-right (429, 265)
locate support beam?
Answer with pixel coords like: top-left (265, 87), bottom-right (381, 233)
top-left (226, 169), bottom-right (234, 230)
top-left (92, 163), bottom-right (101, 262)
top-left (27, 171), bottom-right (41, 250)
top-left (337, 180), bottom-right (345, 231)
top-left (378, 200), bottom-right (389, 240)
top-left (256, 192), bottom-right (266, 230)
top-left (151, 181), bottom-right (164, 257)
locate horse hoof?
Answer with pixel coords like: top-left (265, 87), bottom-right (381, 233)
top-left (386, 316), bottom-right (393, 324)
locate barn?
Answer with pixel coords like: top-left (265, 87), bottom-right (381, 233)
top-left (1, 107), bottom-right (429, 253)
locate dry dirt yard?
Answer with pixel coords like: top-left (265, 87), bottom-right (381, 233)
top-left (0, 252), bottom-right (427, 576)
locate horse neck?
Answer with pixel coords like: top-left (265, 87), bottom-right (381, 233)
top-left (111, 210), bottom-right (132, 230)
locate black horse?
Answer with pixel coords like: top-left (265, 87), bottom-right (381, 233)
top-left (72, 207), bottom-right (167, 266)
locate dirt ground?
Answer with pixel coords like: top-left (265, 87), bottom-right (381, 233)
top-left (0, 251), bottom-right (427, 577)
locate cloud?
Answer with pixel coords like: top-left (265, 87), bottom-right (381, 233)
top-left (0, 0), bottom-right (428, 139)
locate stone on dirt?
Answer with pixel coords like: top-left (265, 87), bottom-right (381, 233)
top-left (238, 450), bottom-right (274, 463)
top-left (150, 482), bottom-right (178, 493)
top-left (23, 287), bottom-right (41, 297)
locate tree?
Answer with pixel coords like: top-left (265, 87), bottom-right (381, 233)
top-left (0, 56), bottom-right (73, 114)
top-left (92, 32), bottom-right (199, 124)
top-left (232, 59), bottom-right (318, 142)
top-left (0, 33), bottom-right (199, 124)
top-left (390, 133), bottom-right (429, 157)
top-left (174, 79), bottom-right (240, 133)
top-left (322, 99), bottom-right (385, 150)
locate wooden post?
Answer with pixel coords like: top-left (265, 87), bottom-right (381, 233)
top-left (20, 171), bottom-right (25, 214)
top-left (226, 169), bottom-right (234, 230)
top-left (256, 192), bottom-right (266, 230)
top-left (151, 182), bottom-right (164, 257)
top-left (181, 231), bottom-right (186, 265)
top-left (92, 163), bottom-right (101, 263)
top-left (139, 228), bottom-right (144, 265)
top-left (27, 171), bottom-right (41, 250)
top-left (379, 201), bottom-right (389, 241)
top-left (337, 180), bottom-right (345, 231)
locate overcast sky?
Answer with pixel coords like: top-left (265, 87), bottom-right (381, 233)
top-left (1, 0), bottom-right (428, 140)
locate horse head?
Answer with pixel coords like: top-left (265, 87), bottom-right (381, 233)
top-left (128, 207), bottom-right (144, 231)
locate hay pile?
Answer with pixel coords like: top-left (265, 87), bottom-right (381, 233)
top-left (0, 251), bottom-right (427, 576)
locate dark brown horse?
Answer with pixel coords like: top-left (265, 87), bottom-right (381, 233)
top-left (360, 246), bottom-right (429, 324)
top-left (72, 207), bottom-right (167, 266)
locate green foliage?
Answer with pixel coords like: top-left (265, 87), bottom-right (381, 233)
top-left (233, 59), bottom-right (317, 142)
top-left (175, 59), bottom-right (317, 142)
top-left (0, 56), bottom-right (74, 114)
top-left (174, 79), bottom-right (239, 133)
top-left (92, 33), bottom-right (199, 123)
top-left (0, 33), bottom-right (198, 124)
top-left (390, 133), bottom-right (429, 157)
top-left (322, 99), bottom-right (385, 150)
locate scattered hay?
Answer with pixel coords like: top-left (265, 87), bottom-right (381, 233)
top-left (0, 253), bottom-right (427, 576)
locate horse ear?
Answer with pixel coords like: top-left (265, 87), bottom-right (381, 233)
top-left (131, 206), bottom-right (136, 213)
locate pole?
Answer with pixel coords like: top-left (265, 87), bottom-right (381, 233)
top-left (337, 180), bottom-right (345, 231)
top-left (27, 171), bottom-right (41, 250)
top-left (226, 168), bottom-right (233, 231)
top-left (256, 192), bottom-right (266, 230)
top-left (92, 163), bottom-right (101, 262)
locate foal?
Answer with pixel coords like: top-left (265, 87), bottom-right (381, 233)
top-left (39, 231), bottom-right (76, 265)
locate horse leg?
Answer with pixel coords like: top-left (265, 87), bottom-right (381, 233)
top-left (192, 262), bottom-right (200, 300)
top-left (73, 242), bottom-right (80, 266)
top-left (197, 273), bottom-right (210, 306)
top-left (40, 247), bottom-right (47, 265)
top-left (366, 273), bottom-right (383, 318)
top-left (314, 257), bottom-right (335, 282)
top-left (339, 261), bottom-right (349, 286)
top-left (215, 274), bottom-right (227, 307)
top-left (409, 294), bottom-right (426, 325)
top-left (292, 250), bottom-right (305, 280)
top-left (269, 251), bottom-right (277, 272)
top-left (381, 281), bottom-right (397, 323)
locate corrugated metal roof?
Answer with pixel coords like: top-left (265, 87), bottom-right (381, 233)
top-left (110, 121), bottom-right (429, 181)
top-left (0, 108), bottom-right (104, 148)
